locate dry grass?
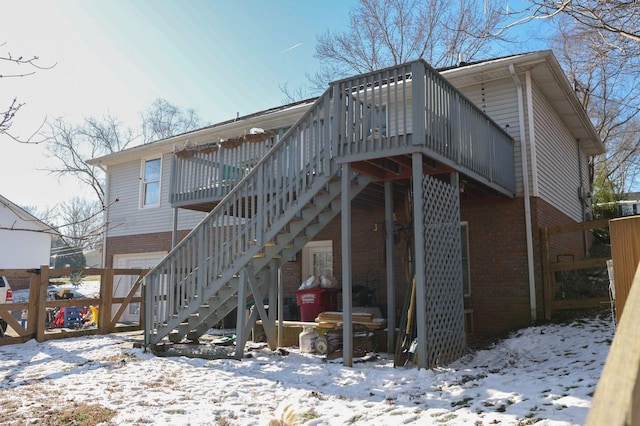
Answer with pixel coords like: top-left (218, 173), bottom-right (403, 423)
top-left (43, 402), bottom-right (116, 425)
top-left (0, 400), bottom-right (116, 426)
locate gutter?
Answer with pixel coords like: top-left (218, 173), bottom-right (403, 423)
top-left (510, 64), bottom-right (538, 323)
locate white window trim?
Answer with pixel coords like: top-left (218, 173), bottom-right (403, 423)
top-left (301, 240), bottom-right (333, 279)
top-left (140, 157), bottom-right (162, 209)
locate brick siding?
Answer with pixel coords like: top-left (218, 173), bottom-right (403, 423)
top-left (104, 193), bottom-right (582, 336)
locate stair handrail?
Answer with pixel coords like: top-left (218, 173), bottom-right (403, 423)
top-left (144, 82), bottom-right (337, 344)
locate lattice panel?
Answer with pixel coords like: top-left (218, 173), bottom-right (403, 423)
top-left (422, 174), bottom-right (466, 367)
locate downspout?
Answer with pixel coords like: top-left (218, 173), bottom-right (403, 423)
top-left (525, 72), bottom-right (539, 197)
top-left (510, 64), bottom-right (537, 323)
top-left (98, 162), bottom-right (109, 268)
top-left (577, 140), bottom-right (589, 256)
top-left (170, 146), bottom-right (178, 249)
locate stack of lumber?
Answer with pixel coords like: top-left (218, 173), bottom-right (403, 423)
top-left (315, 311), bottom-right (386, 330)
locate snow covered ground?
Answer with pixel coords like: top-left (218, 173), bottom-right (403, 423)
top-left (0, 311), bottom-right (613, 425)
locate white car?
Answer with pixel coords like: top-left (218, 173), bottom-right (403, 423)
top-left (0, 276), bottom-right (13, 333)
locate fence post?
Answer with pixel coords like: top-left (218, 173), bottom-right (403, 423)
top-left (26, 271), bottom-right (40, 336)
top-left (36, 265), bottom-right (50, 342)
top-left (99, 268), bottom-right (114, 334)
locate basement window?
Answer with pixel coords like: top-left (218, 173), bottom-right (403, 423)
top-left (141, 158), bottom-right (161, 208)
top-left (302, 240), bottom-right (333, 279)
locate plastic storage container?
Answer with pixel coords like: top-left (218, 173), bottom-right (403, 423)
top-left (295, 288), bottom-right (338, 321)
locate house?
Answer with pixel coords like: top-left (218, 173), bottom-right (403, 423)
top-left (89, 50), bottom-right (604, 368)
top-left (0, 194), bottom-right (55, 285)
top-left (596, 192), bottom-right (640, 217)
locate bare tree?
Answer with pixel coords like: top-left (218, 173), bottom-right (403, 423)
top-left (549, 14), bottom-right (640, 200)
top-left (509, 1), bottom-right (640, 49)
top-left (0, 42), bottom-right (55, 143)
top-left (310, 0), bottom-right (509, 92)
top-left (19, 204), bottom-right (58, 226)
top-left (141, 98), bottom-right (201, 143)
top-left (58, 196), bottom-right (104, 250)
top-left (45, 114), bottom-right (137, 205)
top-left (45, 98), bottom-right (200, 207)
top-left (279, 81), bottom-right (317, 105)
top-left (40, 99), bottom-right (202, 252)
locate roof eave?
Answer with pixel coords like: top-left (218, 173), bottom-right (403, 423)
top-left (441, 50), bottom-right (605, 156)
top-left (88, 99), bottom-right (316, 168)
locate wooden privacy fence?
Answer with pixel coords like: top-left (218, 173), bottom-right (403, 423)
top-left (587, 221), bottom-right (640, 425)
top-left (609, 216), bottom-right (640, 323)
top-left (541, 219), bottom-right (611, 320)
top-left (0, 266), bottom-right (147, 346)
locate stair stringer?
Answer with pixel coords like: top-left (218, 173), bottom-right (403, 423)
top-left (173, 173), bottom-right (372, 344)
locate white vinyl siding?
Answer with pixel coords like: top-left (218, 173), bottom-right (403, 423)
top-left (0, 200), bottom-right (52, 268)
top-left (106, 152), bottom-right (206, 237)
top-left (456, 79), bottom-right (524, 194)
top-left (531, 82), bottom-right (584, 221)
top-left (386, 99), bottom-right (412, 137)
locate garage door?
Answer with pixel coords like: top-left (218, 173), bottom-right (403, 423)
top-left (113, 252), bottom-right (166, 323)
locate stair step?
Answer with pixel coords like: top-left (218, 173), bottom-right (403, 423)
top-left (151, 167), bottom-right (373, 345)
top-left (237, 252), bottom-right (267, 258)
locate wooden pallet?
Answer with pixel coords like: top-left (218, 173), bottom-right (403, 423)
top-left (315, 311), bottom-right (386, 330)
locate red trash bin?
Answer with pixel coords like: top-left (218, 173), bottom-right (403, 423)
top-left (295, 288), bottom-right (338, 321)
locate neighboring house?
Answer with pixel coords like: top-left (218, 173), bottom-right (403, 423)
top-left (0, 194), bottom-right (55, 270)
top-left (83, 248), bottom-right (103, 268)
top-left (597, 192), bottom-right (640, 217)
top-left (90, 50), bottom-right (604, 368)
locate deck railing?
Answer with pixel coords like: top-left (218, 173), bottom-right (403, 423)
top-left (170, 132), bottom-right (277, 208)
top-left (330, 61), bottom-right (515, 194)
top-left (169, 61), bottom-right (515, 207)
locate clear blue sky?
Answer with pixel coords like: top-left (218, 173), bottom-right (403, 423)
top-left (0, 0), bottom-right (543, 213)
top-left (0, 1), bottom-right (357, 211)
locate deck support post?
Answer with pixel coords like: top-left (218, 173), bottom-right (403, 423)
top-left (171, 207), bottom-right (178, 249)
top-left (268, 258), bottom-right (279, 337)
top-left (235, 268), bottom-right (248, 359)
top-left (341, 163), bottom-right (353, 367)
top-left (384, 181), bottom-right (396, 353)
top-left (412, 152), bottom-right (427, 369)
top-left (277, 260), bottom-right (284, 348)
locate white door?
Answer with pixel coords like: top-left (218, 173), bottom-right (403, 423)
top-left (113, 252), bottom-right (166, 323)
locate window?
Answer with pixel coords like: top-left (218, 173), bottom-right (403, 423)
top-left (302, 240), bottom-right (333, 279)
top-left (366, 103), bottom-right (387, 139)
top-left (461, 222), bottom-right (471, 296)
top-left (141, 158), bottom-right (161, 208)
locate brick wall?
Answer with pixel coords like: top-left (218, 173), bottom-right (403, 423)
top-left (460, 193), bottom-right (532, 336)
top-left (535, 197), bottom-right (588, 261)
top-left (281, 202), bottom-right (393, 313)
top-left (105, 191), bottom-right (583, 337)
top-left (105, 230), bottom-right (190, 267)
top-left (460, 193), bottom-right (584, 336)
